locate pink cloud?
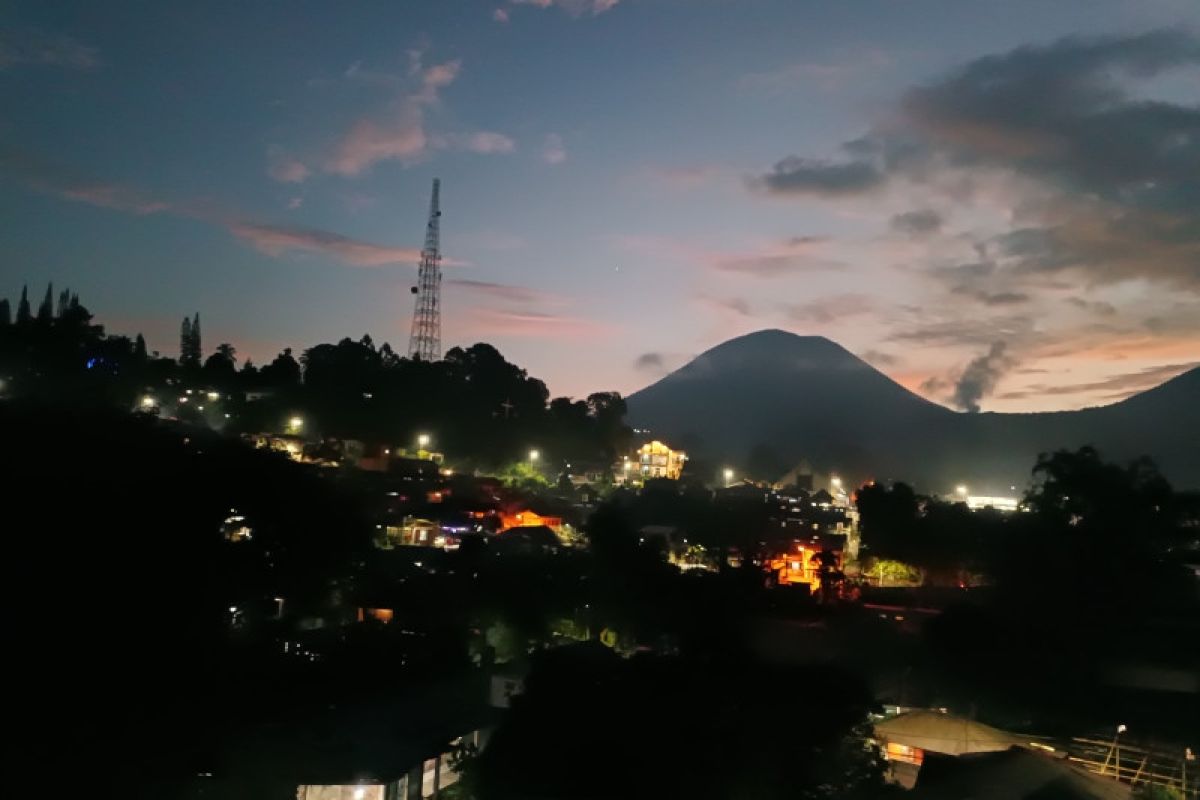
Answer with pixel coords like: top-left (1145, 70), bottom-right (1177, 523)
top-left (542, 133), bottom-right (567, 165)
top-left (325, 59), bottom-right (460, 176)
top-left (57, 183), bottom-right (168, 215)
top-left (446, 279), bottom-right (562, 304)
top-left (493, 8), bottom-right (510, 22)
top-left (464, 308), bottom-right (613, 338)
top-left (324, 57), bottom-right (515, 173)
top-left (510, 0), bottom-right (618, 15)
top-left (458, 132), bottom-right (517, 154)
top-left (327, 111), bottom-right (429, 175)
top-left (228, 222), bottom-right (424, 266)
top-left (267, 156), bottom-right (311, 184)
top-left (709, 236), bottom-right (842, 277)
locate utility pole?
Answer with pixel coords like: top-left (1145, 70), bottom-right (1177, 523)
top-left (408, 179), bottom-right (442, 361)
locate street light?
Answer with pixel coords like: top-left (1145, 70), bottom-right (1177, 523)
top-left (287, 416), bottom-right (304, 434)
top-left (956, 484), bottom-right (968, 498)
top-left (418, 433), bottom-right (430, 450)
top-left (529, 449), bottom-right (540, 464)
top-left (832, 476), bottom-right (842, 489)
top-left (140, 395), bottom-right (156, 409)
top-left (723, 468), bottom-right (734, 487)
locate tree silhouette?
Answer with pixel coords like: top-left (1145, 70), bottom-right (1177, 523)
top-left (260, 348), bottom-right (301, 388)
top-left (36, 283), bottom-right (54, 323)
top-left (16, 285), bottom-right (31, 324)
top-left (0, 298), bottom-right (10, 327)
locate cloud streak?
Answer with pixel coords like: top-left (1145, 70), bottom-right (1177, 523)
top-left (446, 279), bottom-right (557, 304)
top-left (227, 223), bottom-right (424, 266)
top-left (0, 28), bottom-right (99, 70)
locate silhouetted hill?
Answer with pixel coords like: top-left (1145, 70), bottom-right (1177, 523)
top-left (626, 330), bottom-right (1200, 490)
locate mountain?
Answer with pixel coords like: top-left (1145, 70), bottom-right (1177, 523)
top-left (625, 330), bottom-right (1200, 491)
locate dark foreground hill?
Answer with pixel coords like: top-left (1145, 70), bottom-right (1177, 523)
top-left (625, 330), bottom-right (1200, 490)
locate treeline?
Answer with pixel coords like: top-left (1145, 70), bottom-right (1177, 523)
top-left (0, 284), bottom-right (631, 467)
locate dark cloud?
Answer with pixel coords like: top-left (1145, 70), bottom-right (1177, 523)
top-left (953, 341), bottom-right (1015, 412)
top-left (634, 352), bottom-right (664, 371)
top-left (950, 287), bottom-right (1031, 306)
top-left (889, 315), bottom-right (1034, 348)
top-left (758, 30), bottom-right (1200, 292)
top-left (890, 209), bottom-right (943, 236)
top-left (755, 156), bottom-right (884, 196)
top-left (920, 375), bottom-right (950, 395)
top-left (1066, 297), bottom-right (1117, 316)
top-left (783, 293), bottom-right (873, 324)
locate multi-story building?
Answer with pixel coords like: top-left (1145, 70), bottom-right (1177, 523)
top-left (634, 440), bottom-right (687, 480)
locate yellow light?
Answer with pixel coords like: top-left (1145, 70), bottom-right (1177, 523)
top-left (288, 416), bottom-right (303, 431)
top-left (418, 434), bottom-right (430, 448)
top-left (140, 395), bottom-right (156, 408)
top-left (529, 449), bottom-right (539, 461)
top-left (206, 391), bottom-right (219, 401)
top-left (956, 485), bottom-right (968, 496)
top-left (832, 476), bottom-right (842, 487)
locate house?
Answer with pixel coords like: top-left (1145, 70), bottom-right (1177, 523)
top-left (499, 508), bottom-right (563, 534)
top-left (286, 675), bottom-right (500, 800)
top-left (909, 747), bottom-right (1131, 799)
top-left (874, 710), bottom-right (1025, 788)
top-left (616, 440), bottom-right (688, 483)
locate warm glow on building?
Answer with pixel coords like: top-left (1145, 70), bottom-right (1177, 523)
top-left (966, 495), bottom-right (1020, 512)
top-left (499, 509), bottom-right (564, 532)
top-left (636, 440), bottom-right (687, 480)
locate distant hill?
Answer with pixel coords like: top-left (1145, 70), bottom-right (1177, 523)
top-left (625, 330), bottom-right (1200, 491)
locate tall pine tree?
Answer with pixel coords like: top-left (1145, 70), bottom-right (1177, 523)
top-left (134, 333), bottom-right (148, 360)
top-left (180, 316), bottom-right (193, 365)
top-left (191, 313), bottom-right (202, 363)
top-left (16, 285), bottom-right (31, 324)
top-left (0, 298), bottom-right (10, 327)
top-left (36, 283), bottom-right (54, 322)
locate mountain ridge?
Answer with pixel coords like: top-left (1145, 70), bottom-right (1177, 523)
top-left (626, 329), bottom-right (1200, 490)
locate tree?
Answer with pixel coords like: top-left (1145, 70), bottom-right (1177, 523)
top-left (260, 348), bottom-right (301, 388)
top-left (203, 343), bottom-right (238, 384)
top-left (36, 283), bottom-right (54, 323)
top-left (133, 333), bottom-right (147, 360)
top-left (16, 285), bottom-right (31, 324)
top-left (180, 316), bottom-right (194, 366)
top-left (191, 312), bottom-right (202, 363)
top-left (470, 645), bottom-right (887, 800)
top-left (0, 298), bottom-right (10, 327)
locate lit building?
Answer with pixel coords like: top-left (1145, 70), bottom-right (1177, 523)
top-left (383, 516), bottom-right (466, 549)
top-left (965, 495), bottom-right (1020, 512)
top-left (634, 440), bottom-right (687, 480)
top-left (499, 509), bottom-right (563, 533)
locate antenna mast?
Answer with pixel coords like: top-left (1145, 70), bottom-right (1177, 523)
top-left (407, 178), bottom-right (442, 361)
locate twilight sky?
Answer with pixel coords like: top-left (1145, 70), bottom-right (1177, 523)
top-left (2, 0), bottom-right (1198, 412)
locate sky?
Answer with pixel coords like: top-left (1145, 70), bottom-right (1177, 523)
top-left (1, 0), bottom-right (1198, 412)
